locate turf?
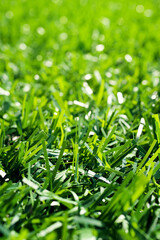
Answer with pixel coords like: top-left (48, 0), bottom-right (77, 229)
top-left (0, 0), bottom-right (160, 239)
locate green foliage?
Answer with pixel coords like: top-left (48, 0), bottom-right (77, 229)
top-left (0, 0), bottom-right (160, 239)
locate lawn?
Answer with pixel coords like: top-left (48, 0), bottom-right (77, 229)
top-left (0, 0), bottom-right (160, 239)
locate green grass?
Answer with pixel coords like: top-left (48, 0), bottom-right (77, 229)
top-left (0, 0), bottom-right (160, 239)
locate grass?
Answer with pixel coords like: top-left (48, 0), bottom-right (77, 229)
top-left (0, 0), bottom-right (160, 239)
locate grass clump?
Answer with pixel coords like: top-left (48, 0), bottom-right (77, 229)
top-left (1, 0), bottom-right (160, 239)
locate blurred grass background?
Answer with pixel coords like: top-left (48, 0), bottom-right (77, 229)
top-left (1, 0), bottom-right (160, 114)
top-left (1, 0), bottom-right (160, 239)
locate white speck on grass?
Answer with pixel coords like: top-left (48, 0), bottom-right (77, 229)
top-left (75, 117), bottom-right (79, 121)
top-left (151, 195), bottom-right (155, 202)
top-left (133, 87), bottom-right (138, 92)
top-left (53, 43), bottom-right (59, 50)
top-left (85, 111), bottom-right (91, 120)
top-left (15, 102), bottom-right (21, 107)
top-left (115, 214), bottom-right (125, 223)
top-left (142, 80), bottom-right (148, 85)
top-left (99, 53), bottom-right (108, 61)
top-left (117, 92), bottom-right (124, 104)
top-left (94, 70), bottom-right (102, 83)
top-left (153, 70), bottom-right (160, 77)
top-left (66, 52), bottom-right (72, 59)
top-left (144, 9), bottom-right (153, 17)
top-left (3, 114), bottom-right (8, 119)
top-left (151, 92), bottom-right (157, 100)
top-left (37, 55), bottom-right (42, 61)
top-left (83, 82), bottom-right (93, 95)
top-left (11, 215), bottom-right (20, 225)
top-left (84, 73), bottom-right (92, 80)
top-left (92, 29), bottom-right (100, 40)
top-left (2, 73), bottom-right (9, 81)
top-left (96, 44), bottom-right (104, 52)
top-left (125, 54), bottom-right (132, 62)
top-left (107, 95), bottom-right (112, 104)
top-left (23, 84), bottom-right (31, 92)
top-left (84, 54), bottom-right (98, 62)
top-left (22, 24), bottom-right (30, 33)
top-left (6, 11), bottom-right (14, 19)
top-left (50, 201), bottom-right (60, 206)
top-left (105, 72), bottom-right (112, 78)
top-left (37, 222), bottom-right (62, 238)
top-left (89, 131), bottom-right (95, 136)
top-left (0, 170), bottom-right (6, 178)
top-left (136, 5), bottom-right (144, 13)
top-left (101, 17), bottom-right (110, 27)
top-left (8, 62), bottom-right (19, 73)
top-left (123, 220), bottom-right (129, 233)
top-left (19, 43), bottom-right (27, 50)
top-left (151, 95), bottom-right (156, 100)
top-left (0, 87), bottom-right (10, 96)
top-left (43, 60), bottom-right (53, 67)
top-left (136, 118), bottom-right (145, 138)
top-left (109, 80), bottom-right (116, 86)
top-left (80, 208), bottom-right (86, 215)
top-left (34, 74), bottom-right (40, 80)
top-left (37, 27), bottom-right (45, 35)
top-left (59, 32), bottom-right (68, 40)
top-left (115, 68), bottom-right (120, 74)
top-left (153, 78), bottom-right (159, 86)
top-left (146, 203), bottom-right (150, 209)
top-left (68, 101), bottom-right (73, 105)
top-left (120, 114), bottom-right (128, 120)
top-left (73, 100), bottom-right (88, 108)
top-left (23, 177), bottom-right (39, 190)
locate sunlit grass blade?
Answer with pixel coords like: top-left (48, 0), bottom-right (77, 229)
top-left (42, 139), bottom-right (52, 190)
top-left (52, 140), bottom-right (66, 182)
top-left (136, 139), bottom-right (157, 173)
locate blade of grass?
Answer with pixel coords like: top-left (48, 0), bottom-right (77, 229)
top-left (42, 139), bottom-right (52, 190)
top-left (136, 139), bottom-right (157, 172)
top-left (52, 140), bottom-right (66, 182)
